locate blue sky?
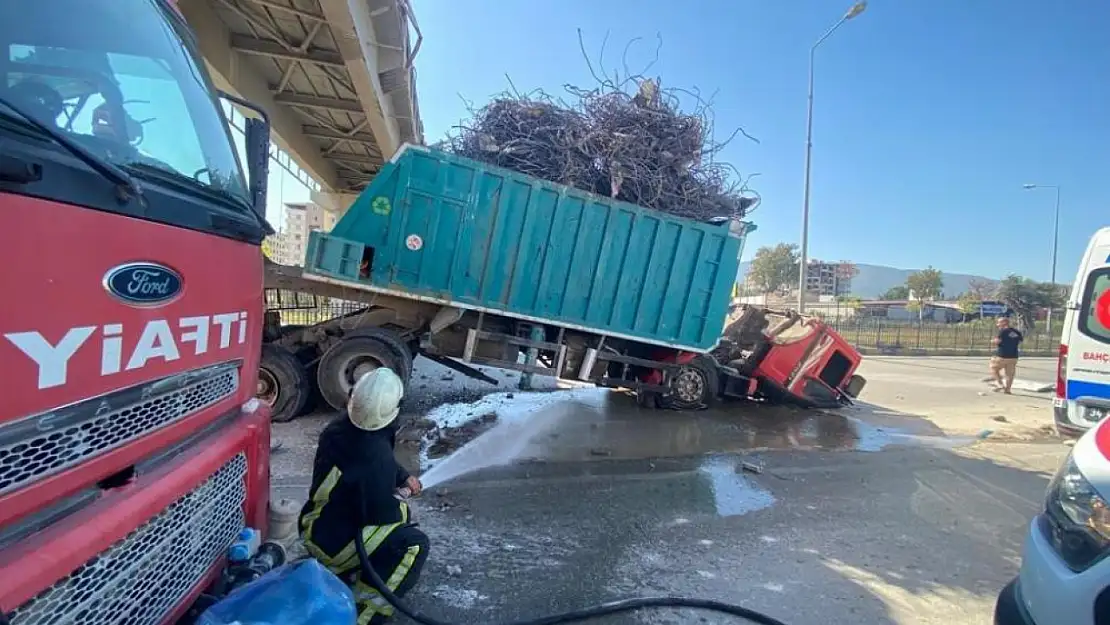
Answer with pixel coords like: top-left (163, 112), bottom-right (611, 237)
top-left (410, 0), bottom-right (1109, 282)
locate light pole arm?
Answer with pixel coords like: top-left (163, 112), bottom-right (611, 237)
top-left (814, 17), bottom-right (849, 51)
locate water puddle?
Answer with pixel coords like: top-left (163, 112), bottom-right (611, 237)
top-left (849, 417), bottom-right (973, 451)
top-left (408, 387), bottom-right (964, 486)
top-left (697, 456), bottom-right (776, 517)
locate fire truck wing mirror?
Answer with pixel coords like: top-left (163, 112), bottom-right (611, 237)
top-left (218, 91), bottom-right (272, 223)
top-left (243, 116), bottom-right (271, 216)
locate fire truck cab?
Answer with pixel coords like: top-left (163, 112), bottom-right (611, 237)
top-left (0, 2), bottom-right (274, 623)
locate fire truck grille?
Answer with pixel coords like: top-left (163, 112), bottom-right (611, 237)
top-left (9, 453), bottom-right (248, 625)
top-left (0, 363), bottom-right (239, 496)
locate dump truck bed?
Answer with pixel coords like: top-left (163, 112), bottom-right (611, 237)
top-left (303, 144), bottom-right (753, 352)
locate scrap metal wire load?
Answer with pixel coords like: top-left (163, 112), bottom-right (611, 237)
top-left (444, 78), bottom-right (758, 222)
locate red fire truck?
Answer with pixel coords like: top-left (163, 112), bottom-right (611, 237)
top-left (0, 1), bottom-right (274, 623)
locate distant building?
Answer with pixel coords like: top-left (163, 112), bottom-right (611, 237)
top-left (269, 201), bottom-right (337, 266)
top-left (856, 300), bottom-right (964, 323)
top-left (805, 260), bottom-right (855, 297)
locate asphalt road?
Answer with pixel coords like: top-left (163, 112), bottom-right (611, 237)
top-left (269, 356), bottom-right (1072, 625)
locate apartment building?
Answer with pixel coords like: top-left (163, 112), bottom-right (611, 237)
top-left (805, 260), bottom-right (855, 297)
top-left (268, 201), bottom-right (338, 266)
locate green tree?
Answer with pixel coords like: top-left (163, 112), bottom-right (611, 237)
top-left (747, 243), bottom-right (800, 294)
top-left (906, 267), bottom-right (945, 301)
top-left (880, 285), bottom-right (910, 300)
top-left (957, 292), bottom-right (982, 321)
top-left (838, 295), bottom-right (863, 309)
top-left (996, 275), bottom-right (1066, 330)
top-left (903, 267), bottom-right (943, 322)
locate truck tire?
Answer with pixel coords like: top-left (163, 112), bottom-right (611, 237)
top-left (660, 356), bottom-right (719, 411)
top-left (342, 327), bottom-right (414, 383)
top-left (316, 334), bottom-right (413, 412)
top-left (258, 344), bottom-right (312, 423)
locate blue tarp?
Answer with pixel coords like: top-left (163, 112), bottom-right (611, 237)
top-left (197, 559), bottom-right (357, 625)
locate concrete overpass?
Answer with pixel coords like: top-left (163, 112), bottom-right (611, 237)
top-left (179, 0), bottom-right (423, 213)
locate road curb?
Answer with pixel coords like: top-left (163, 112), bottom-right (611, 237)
top-left (856, 347), bottom-right (1057, 358)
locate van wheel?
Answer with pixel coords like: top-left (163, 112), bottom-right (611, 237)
top-left (660, 356), bottom-right (719, 411)
top-left (258, 344), bottom-right (312, 423)
top-left (317, 335), bottom-right (412, 412)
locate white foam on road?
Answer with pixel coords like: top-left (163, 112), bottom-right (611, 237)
top-left (419, 387), bottom-right (611, 477)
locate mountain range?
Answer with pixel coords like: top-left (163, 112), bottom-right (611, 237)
top-left (736, 262), bottom-right (995, 299)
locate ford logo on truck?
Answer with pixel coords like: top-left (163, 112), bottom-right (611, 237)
top-left (103, 262), bottom-right (183, 306)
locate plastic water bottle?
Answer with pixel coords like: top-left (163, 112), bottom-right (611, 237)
top-left (228, 527), bottom-right (261, 564)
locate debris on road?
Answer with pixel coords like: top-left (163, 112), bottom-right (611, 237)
top-left (741, 460), bottom-right (764, 475)
top-left (423, 412), bottom-right (499, 459)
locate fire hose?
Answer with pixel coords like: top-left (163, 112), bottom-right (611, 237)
top-left (354, 535), bottom-right (790, 625)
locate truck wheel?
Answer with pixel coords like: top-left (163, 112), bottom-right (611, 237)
top-left (660, 356), bottom-right (719, 411)
top-left (342, 327), bottom-right (414, 383)
top-left (316, 335), bottom-right (412, 412)
top-left (636, 390), bottom-right (660, 408)
top-left (258, 344), bottom-right (312, 423)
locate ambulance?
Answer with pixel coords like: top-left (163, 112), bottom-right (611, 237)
top-left (993, 228), bottom-right (1110, 624)
top-left (1053, 227), bottom-right (1110, 435)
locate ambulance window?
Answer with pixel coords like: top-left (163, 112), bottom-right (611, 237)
top-left (1078, 268), bottom-right (1110, 344)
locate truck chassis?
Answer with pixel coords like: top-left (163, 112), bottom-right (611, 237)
top-left (259, 261), bottom-right (865, 422)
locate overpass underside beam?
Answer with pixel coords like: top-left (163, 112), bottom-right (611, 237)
top-left (184, 0), bottom-right (422, 194)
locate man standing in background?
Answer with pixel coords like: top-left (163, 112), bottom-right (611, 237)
top-left (990, 317), bottom-right (1024, 394)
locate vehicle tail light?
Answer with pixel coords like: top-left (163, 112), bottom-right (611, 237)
top-left (1056, 344), bottom-right (1069, 399)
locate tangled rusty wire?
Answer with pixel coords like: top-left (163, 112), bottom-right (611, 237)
top-left (442, 34), bottom-right (759, 222)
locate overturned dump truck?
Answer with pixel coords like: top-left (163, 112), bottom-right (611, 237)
top-left (258, 144), bottom-right (864, 421)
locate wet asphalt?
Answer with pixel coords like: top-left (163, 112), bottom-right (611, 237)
top-left (269, 357), bottom-right (1069, 625)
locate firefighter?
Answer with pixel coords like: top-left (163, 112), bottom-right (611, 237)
top-left (299, 367), bottom-right (428, 624)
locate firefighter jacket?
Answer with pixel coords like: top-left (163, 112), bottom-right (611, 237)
top-left (299, 413), bottom-right (412, 557)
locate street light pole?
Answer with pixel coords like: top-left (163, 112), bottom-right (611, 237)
top-left (1022, 183), bottom-right (1061, 335)
top-left (797, 1), bottom-right (867, 313)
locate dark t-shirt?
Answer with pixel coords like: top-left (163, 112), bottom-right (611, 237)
top-left (996, 328), bottom-right (1023, 358)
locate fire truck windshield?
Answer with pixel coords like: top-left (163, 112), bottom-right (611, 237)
top-left (0, 0), bottom-right (249, 210)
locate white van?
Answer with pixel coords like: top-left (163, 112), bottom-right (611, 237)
top-left (994, 415), bottom-right (1110, 624)
top-left (1054, 227), bottom-right (1110, 435)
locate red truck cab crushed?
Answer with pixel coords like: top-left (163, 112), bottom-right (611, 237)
top-left (713, 305), bottom-right (866, 409)
top-left (634, 305), bottom-right (865, 410)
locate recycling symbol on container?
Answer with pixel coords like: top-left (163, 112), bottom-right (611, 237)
top-left (405, 234), bottom-right (423, 251)
top-left (371, 196), bottom-right (391, 215)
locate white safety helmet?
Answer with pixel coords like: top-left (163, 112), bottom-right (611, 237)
top-left (347, 367), bottom-right (404, 431)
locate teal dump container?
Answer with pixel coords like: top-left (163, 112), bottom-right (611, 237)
top-left (304, 145), bottom-right (754, 352)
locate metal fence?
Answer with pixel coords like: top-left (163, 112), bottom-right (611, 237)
top-left (827, 315), bottom-right (1063, 357)
top-left (266, 289), bottom-right (1063, 357)
top-left (266, 292), bottom-right (370, 327)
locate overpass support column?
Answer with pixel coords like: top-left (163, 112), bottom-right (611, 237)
top-left (312, 190), bottom-right (361, 217)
